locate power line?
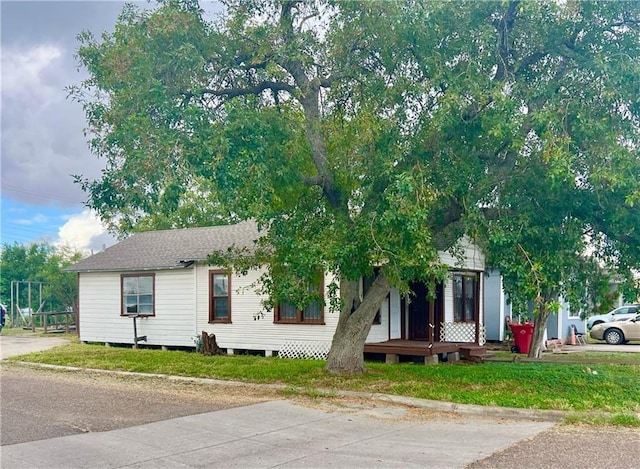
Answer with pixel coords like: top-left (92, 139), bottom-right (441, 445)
top-left (1, 219), bottom-right (65, 245)
top-left (2, 184), bottom-right (87, 206)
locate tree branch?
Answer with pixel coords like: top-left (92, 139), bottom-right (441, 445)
top-left (184, 81), bottom-right (297, 100)
top-left (302, 175), bottom-right (323, 187)
top-left (276, 2), bottom-right (344, 211)
top-left (493, 0), bottom-right (520, 81)
top-left (515, 51), bottom-right (547, 76)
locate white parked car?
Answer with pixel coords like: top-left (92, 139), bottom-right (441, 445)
top-left (586, 304), bottom-right (639, 330)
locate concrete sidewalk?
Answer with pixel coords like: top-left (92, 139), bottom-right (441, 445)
top-left (1, 400), bottom-right (555, 469)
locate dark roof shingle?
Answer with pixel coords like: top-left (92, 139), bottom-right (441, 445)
top-left (66, 220), bottom-right (260, 272)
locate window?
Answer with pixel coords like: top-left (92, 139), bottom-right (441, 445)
top-left (565, 302), bottom-right (581, 320)
top-left (274, 282), bottom-right (324, 324)
top-left (209, 271), bottom-right (231, 323)
top-left (453, 273), bottom-right (477, 322)
top-left (618, 306), bottom-right (638, 315)
top-left (121, 274), bottom-right (155, 316)
top-left (362, 271), bottom-right (382, 325)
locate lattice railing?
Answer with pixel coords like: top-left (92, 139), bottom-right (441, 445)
top-left (278, 341), bottom-right (331, 360)
top-left (440, 322), bottom-right (486, 346)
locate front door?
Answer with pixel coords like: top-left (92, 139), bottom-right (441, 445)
top-left (408, 281), bottom-right (429, 340)
top-left (404, 281), bottom-right (444, 341)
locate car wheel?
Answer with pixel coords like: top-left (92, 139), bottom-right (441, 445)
top-left (604, 328), bottom-right (624, 345)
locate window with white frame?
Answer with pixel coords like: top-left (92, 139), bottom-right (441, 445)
top-left (121, 274), bottom-right (155, 316)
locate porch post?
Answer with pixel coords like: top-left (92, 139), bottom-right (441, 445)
top-left (475, 273), bottom-right (481, 345)
top-left (428, 276), bottom-right (435, 344)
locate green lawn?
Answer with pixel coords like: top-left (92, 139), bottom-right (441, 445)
top-left (7, 341), bottom-right (639, 426)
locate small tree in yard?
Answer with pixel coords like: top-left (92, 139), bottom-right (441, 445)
top-left (0, 242), bottom-right (83, 314)
top-left (72, 1), bottom-right (640, 371)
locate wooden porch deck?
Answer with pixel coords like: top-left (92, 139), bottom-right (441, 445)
top-left (363, 339), bottom-right (487, 364)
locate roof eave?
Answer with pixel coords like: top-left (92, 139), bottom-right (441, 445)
top-left (67, 264), bottom-right (196, 273)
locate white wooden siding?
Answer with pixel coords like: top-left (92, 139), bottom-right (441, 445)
top-left (365, 297), bottom-right (390, 343)
top-left (196, 267), bottom-right (340, 353)
top-left (438, 236), bottom-right (485, 271)
top-left (78, 269), bottom-right (196, 347)
top-left (389, 290), bottom-right (402, 339)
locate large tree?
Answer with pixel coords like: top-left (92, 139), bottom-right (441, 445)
top-left (72, 0), bottom-right (640, 371)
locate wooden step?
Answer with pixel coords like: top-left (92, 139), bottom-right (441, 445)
top-left (459, 345), bottom-right (488, 362)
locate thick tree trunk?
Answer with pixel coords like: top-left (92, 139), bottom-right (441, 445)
top-left (326, 275), bottom-right (390, 374)
top-left (528, 304), bottom-right (552, 358)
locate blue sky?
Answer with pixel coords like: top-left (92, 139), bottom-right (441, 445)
top-left (2, 197), bottom-right (79, 246)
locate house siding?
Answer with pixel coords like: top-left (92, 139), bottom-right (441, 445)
top-left (483, 270), bottom-right (593, 344)
top-left (365, 297), bottom-right (391, 343)
top-left (78, 269), bottom-right (196, 347)
top-left (484, 268), bottom-right (510, 341)
top-left (389, 290), bottom-right (402, 339)
top-left (196, 267), bottom-right (341, 353)
top-left (439, 236), bottom-right (485, 271)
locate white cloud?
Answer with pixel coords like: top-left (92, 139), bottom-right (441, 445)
top-left (56, 210), bottom-right (115, 254)
top-left (1, 45), bottom-right (62, 108)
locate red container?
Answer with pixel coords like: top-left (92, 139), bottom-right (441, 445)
top-left (509, 323), bottom-right (535, 354)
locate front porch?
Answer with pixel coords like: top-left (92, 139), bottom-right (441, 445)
top-left (363, 339), bottom-right (488, 364)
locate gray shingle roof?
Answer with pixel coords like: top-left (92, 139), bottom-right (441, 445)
top-left (65, 220), bottom-right (261, 272)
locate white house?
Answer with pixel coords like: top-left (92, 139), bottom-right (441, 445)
top-left (66, 221), bottom-right (486, 361)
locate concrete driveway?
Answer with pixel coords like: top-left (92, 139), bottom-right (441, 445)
top-left (566, 343), bottom-right (640, 353)
top-left (0, 334), bottom-right (69, 359)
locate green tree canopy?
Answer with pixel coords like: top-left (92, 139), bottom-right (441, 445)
top-left (0, 243), bottom-right (83, 316)
top-left (72, 0), bottom-right (640, 370)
